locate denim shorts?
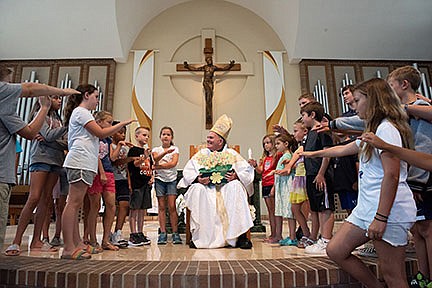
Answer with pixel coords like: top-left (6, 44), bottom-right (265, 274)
top-left (154, 179), bottom-right (177, 197)
top-left (29, 163), bottom-right (63, 174)
top-left (65, 168), bottom-right (96, 186)
top-left (346, 212), bottom-right (414, 247)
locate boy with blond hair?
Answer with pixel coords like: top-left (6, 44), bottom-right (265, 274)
top-left (388, 65), bottom-right (432, 287)
top-left (127, 126), bottom-right (153, 246)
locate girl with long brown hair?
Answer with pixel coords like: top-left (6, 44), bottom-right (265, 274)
top-left (303, 78), bottom-right (415, 288)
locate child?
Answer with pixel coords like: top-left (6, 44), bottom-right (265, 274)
top-left (152, 126), bottom-right (182, 245)
top-left (86, 111), bottom-right (120, 251)
top-left (127, 126), bottom-right (153, 246)
top-left (300, 101), bottom-right (335, 255)
top-left (273, 133), bottom-right (298, 246)
top-left (110, 121), bottom-right (133, 247)
top-left (49, 169), bottom-right (68, 247)
top-left (248, 134), bottom-right (282, 243)
top-left (60, 84), bottom-right (134, 259)
top-left (332, 134), bottom-right (358, 215)
top-left (284, 119), bottom-right (312, 248)
top-left (304, 78), bottom-right (416, 287)
top-left (5, 95), bottom-right (66, 256)
top-left (388, 65), bottom-right (432, 287)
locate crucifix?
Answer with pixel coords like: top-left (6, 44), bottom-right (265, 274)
top-left (177, 38), bottom-right (241, 129)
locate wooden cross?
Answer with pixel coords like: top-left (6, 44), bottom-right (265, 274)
top-left (177, 38), bottom-right (241, 129)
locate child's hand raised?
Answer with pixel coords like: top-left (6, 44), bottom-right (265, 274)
top-left (311, 122), bottom-right (330, 133)
top-left (300, 151), bottom-right (315, 158)
top-left (247, 159), bottom-right (257, 168)
top-left (121, 119), bottom-right (137, 126)
top-left (358, 132), bottom-right (387, 150)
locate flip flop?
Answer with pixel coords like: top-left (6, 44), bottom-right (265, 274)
top-left (30, 242), bottom-right (59, 252)
top-left (4, 244), bottom-right (21, 256)
top-left (61, 249), bottom-right (91, 260)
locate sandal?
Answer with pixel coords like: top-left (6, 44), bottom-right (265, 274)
top-left (102, 242), bottom-right (120, 251)
top-left (61, 248), bottom-right (91, 260)
top-left (4, 244), bottom-right (21, 256)
top-left (84, 244), bottom-right (102, 254)
top-left (30, 242), bottom-right (59, 252)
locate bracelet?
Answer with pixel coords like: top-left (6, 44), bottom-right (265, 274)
top-left (374, 216), bottom-right (387, 223)
top-left (375, 212), bottom-right (388, 219)
top-left (404, 103), bottom-right (409, 112)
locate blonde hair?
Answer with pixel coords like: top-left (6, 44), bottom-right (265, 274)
top-left (354, 78), bottom-right (412, 161)
top-left (135, 126), bottom-right (150, 135)
top-left (94, 111), bottom-right (112, 122)
top-left (388, 66), bottom-right (421, 91)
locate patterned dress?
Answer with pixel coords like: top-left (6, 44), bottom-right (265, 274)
top-left (274, 152), bottom-right (294, 218)
top-left (290, 155), bottom-right (308, 204)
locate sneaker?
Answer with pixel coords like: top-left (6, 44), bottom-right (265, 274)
top-left (128, 233), bottom-right (144, 247)
top-left (138, 232), bottom-right (151, 245)
top-left (42, 237), bottom-right (49, 244)
top-left (297, 236), bottom-right (314, 248)
top-left (158, 232), bottom-right (167, 245)
top-left (280, 238), bottom-right (298, 246)
top-left (304, 238), bottom-right (328, 255)
top-left (49, 237), bottom-right (63, 247)
top-left (112, 230), bottom-right (128, 248)
top-left (172, 232), bottom-right (182, 244)
top-left (410, 272), bottom-right (430, 288)
top-left (357, 245), bottom-right (377, 258)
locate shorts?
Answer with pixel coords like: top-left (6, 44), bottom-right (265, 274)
top-left (88, 172), bottom-right (115, 195)
top-left (52, 168), bottom-right (69, 198)
top-left (346, 212), bottom-right (414, 246)
top-left (29, 163), bottom-right (63, 174)
top-left (336, 189), bottom-right (358, 211)
top-left (414, 190), bottom-right (432, 221)
top-left (262, 186), bottom-right (272, 198)
top-left (155, 179), bottom-right (177, 197)
top-left (306, 175), bottom-right (335, 212)
top-left (66, 168), bottom-right (96, 186)
top-left (115, 179), bottom-right (130, 202)
top-left (130, 184), bottom-right (152, 210)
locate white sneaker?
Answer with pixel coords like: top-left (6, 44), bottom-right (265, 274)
top-left (111, 230), bottom-right (122, 245)
top-left (304, 238), bottom-right (328, 255)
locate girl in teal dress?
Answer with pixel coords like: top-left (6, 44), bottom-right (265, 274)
top-left (272, 133), bottom-right (298, 246)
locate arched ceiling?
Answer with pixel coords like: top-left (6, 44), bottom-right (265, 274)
top-left (1, 0), bottom-right (431, 63)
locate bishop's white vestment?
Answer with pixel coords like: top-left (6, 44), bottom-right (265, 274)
top-left (177, 147), bottom-right (254, 248)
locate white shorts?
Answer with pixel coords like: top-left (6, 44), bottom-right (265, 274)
top-left (346, 213), bottom-right (414, 247)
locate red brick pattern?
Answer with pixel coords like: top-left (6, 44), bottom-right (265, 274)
top-left (0, 255), bottom-right (418, 288)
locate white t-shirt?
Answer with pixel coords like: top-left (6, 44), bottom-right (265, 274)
top-left (63, 106), bottom-right (99, 173)
top-left (151, 145), bottom-right (179, 182)
top-left (352, 119), bottom-right (416, 223)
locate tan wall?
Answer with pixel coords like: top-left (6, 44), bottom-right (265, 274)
top-left (113, 0), bottom-right (301, 168)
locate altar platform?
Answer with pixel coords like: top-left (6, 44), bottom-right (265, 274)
top-left (0, 220), bottom-right (418, 288)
